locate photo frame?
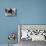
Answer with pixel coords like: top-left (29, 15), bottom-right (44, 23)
top-left (18, 24), bottom-right (46, 42)
top-left (5, 8), bottom-right (16, 16)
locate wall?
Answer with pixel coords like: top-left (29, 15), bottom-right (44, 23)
top-left (0, 0), bottom-right (46, 44)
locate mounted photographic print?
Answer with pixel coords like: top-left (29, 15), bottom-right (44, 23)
top-left (18, 24), bottom-right (46, 42)
top-left (5, 8), bottom-right (16, 16)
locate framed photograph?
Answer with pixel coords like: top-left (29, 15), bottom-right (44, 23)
top-left (5, 8), bottom-right (16, 16)
top-left (18, 24), bottom-right (46, 42)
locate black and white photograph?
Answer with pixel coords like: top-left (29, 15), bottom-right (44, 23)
top-left (5, 8), bottom-right (16, 16)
